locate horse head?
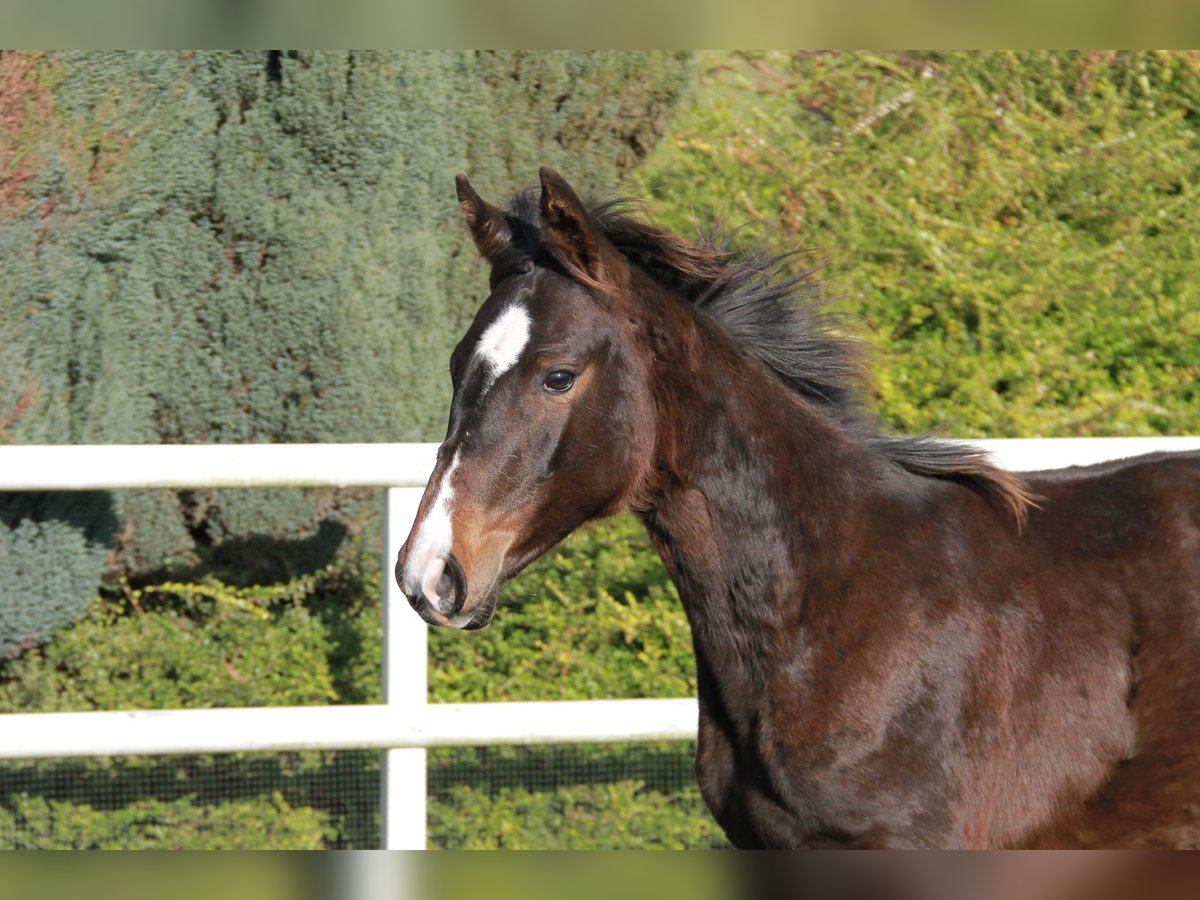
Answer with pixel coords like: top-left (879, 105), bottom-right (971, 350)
top-left (395, 169), bottom-right (656, 629)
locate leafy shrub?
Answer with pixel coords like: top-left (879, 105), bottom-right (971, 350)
top-left (425, 519), bottom-right (721, 849)
top-left (0, 49), bottom-right (694, 648)
top-left (635, 51), bottom-right (1200, 438)
top-left (0, 791), bottom-right (331, 850)
top-left (429, 515), bottom-right (692, 703)
top-left (0, 519), bottom-right (711, 849)
top-left (0, 541), bottom-right (388, 849)
top-left (0, 493), bottom-right (116, 657)
top-left (0, 749), bottom-right (380, 850)
top-left (428, 744), bottom-right (724, 849)
top-left (0, 565), bottom-right (348, 713)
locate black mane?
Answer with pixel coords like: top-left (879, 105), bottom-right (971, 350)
top-left (501, 189), bottom-right (1033, 524)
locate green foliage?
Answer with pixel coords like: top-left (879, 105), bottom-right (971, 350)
top-left (0, 493), bottom-right (116, 656)
top-left (0, 540), bottom-right (381, 713)
top-left (0, 790), bottom-right (331, 849)
top-left (0, 519), bottom-right (713, 849)
top-left (0, 49), bottom-right (693, 644)
top-left (429, 515), bottom-right (692, 703)
top-left (431, 779), bottom-right (713, 849)
top-left (425, 519), bottom-right (720, 849)
top-left (0, 749), bottom-right (379, 849)
top-left (1, 594), bottom-right (336, 712)
top-left (428, 744), bottom-right (724, 849)
top-left (636, 51), bottom-right (1200, 438)
top-left (0, 537), bottom-right (387, 848)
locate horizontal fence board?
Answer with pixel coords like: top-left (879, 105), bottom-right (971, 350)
top-left (1, 438), bottom-right (1198, 493)
top-left (0, 442), bottom-right (441, 490)
top-left (974, 436), bottom-right (1200, 472)
top-left (0, 699), bottom-right (700, 759)
top-left (2, 436), bottom-right (1198, 763)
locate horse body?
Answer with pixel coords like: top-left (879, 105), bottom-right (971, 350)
top-left (630, 277), bottom-right (1200, 847)
top-left (397, 168), bottom-right (1200, 848)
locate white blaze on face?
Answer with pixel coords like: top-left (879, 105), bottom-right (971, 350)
top-left (404, 305), bottom-right (530, 613)
top-left (404, 449), bottom-right (461, 613)
top-left (475, 303), bottom-right (531, 393)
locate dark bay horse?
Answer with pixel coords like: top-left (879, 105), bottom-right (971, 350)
top-left (396, 167), bottom-right (1200, 849)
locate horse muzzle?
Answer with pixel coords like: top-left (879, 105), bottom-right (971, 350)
top-left (393, 554), bottom-right (496, 628)
top-left (396, 551), bottom-right (473, 628)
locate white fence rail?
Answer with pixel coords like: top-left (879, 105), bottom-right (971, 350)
top-left (1, 436), bottom-right (1198, 849)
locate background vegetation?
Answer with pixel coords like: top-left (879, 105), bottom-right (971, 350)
top-left (2, 51), bottom-right (1198, 848)
top-left (0, 49), bottom-right (693, 653)
top-left (636, 51), bottom-right (1199, 438)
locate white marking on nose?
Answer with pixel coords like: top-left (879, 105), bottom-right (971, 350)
top-left (404, 449), bottom-right (461, 613)
top-left (475, 304), bottom-right (531, 393)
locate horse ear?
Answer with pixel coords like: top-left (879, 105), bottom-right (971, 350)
top-left (538, 167), bottom-right (607, 287)
top-left (456, 173), bottom-right (511, 262)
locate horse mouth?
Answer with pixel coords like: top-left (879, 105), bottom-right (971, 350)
top-left (460, 588), bottom-right (500, 630)
top-left (408, 581), bottom-right (500, 631)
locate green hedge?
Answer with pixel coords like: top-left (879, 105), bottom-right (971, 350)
top-left (0, 49), bottom-right (693, 652)
top-left (2, 791), bottom-right (332, 850)
top-left (0, 542), bottom-right (386, 848)
top-left (427, 743), bottom-right (721, 849)
top-left (635, 51), bottom-right (1200, 438)
top-left (0, 519), bottom-right (720, 848)
top-left (0, 493), bottom-right (115, 655)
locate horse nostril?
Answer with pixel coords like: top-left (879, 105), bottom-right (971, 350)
top-left (441, 554), bottom-right (468, 617)
top-left (434, 566), bottom-right (455, 608)
top-left (416, 553), bottom-right (468, 618)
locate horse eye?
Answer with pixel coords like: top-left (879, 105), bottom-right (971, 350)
top-left (543, 370), bottom-right (575, 393)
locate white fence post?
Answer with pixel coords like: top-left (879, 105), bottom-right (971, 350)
top-left (382, 486), bottom-right (429, 850)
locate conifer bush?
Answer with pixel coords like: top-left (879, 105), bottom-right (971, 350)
top-left (0, 49), bottom-right (693, 646)
top-left (0, 493), bottom-right (115, 656)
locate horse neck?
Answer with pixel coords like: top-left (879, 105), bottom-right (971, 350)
top-left (631, 290), bottom-right (873, 695)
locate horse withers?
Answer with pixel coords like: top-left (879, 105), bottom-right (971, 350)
top-left (396, 167), bottom-right (1200, 849)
